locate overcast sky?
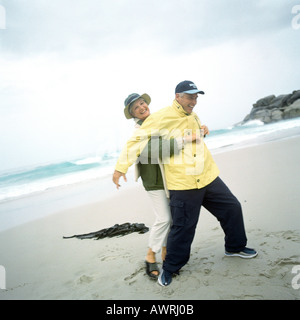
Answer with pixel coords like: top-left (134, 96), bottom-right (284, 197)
top-left (1, 0), bottom-right (300, 171)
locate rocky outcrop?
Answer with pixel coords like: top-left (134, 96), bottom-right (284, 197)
top-left (242, 90), bottom-right (300, 124)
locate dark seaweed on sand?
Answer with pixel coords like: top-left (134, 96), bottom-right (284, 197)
top-left (63, 222), bottom-right (149, 240)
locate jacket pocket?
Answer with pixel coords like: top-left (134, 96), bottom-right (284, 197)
top-left (169, 199), bottom-right (185, 227)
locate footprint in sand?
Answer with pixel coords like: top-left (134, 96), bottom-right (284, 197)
top-left (100, 255), bottom-right (118, 261)
top-left (124, 264), bottom-right (145, 285)
top-left (77, 274), bottom-right (93, 284)
top-left (261, 255), bottom-right (300, 280)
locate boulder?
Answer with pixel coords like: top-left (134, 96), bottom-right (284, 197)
top-left (282, 99), bottom-right (300, 119)
top-left (268, 94), bottom-right (290, 109)
top-left (271, 109), bottom-right (283, 122)
top-left (253, 95), bottom-right (275, 108)
top-left (251, 109), bottom-right (272, 123)
top-left (287, 90), bottom-right (300, 105)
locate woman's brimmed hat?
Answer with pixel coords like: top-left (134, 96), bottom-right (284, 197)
top-left (124, 93), bottom-right (151, 119)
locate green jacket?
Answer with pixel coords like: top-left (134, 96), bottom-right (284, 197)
top-left (135, 120), bottom-right (180, 192)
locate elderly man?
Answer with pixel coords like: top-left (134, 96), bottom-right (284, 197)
top-left (113, 80), bottom-right (257, 286)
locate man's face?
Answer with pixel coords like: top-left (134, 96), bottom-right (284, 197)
top-left (176, 93), bottom-right (198, 114)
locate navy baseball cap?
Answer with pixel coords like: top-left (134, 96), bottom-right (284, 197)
top-left (175, 80), bottom-right (204, 95)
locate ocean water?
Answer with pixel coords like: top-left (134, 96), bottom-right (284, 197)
top-left (205, 118), bottom-right (300, 151)
top-left (1, 117), bottom-right (300, 204)
top-left (0, 153), bottom-right (120, 203)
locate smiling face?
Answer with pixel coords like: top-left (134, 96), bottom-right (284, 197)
top-left (175, 93), bottom-right (198, 114)
top-left (130, 98), bottom-right (150, 120)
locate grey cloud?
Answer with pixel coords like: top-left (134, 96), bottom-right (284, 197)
top-left (0, 0), bottom-right (294, 57)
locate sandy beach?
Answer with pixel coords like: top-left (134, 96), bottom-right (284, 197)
top-left (0, 136), bottom-right (300, 300)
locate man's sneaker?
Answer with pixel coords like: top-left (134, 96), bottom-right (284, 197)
top-left (225, 247), bottom-right (258, 259)
top-left (158, 269), bottom-right (172, 286)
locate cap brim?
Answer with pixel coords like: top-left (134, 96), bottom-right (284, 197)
top-left (182, 89), bottom-right (205, 94)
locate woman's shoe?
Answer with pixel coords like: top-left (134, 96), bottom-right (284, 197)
top-left (145, 261), bottom-right (160, 280)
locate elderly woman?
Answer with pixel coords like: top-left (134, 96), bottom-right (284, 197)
top-left (113, 93), bottom-right (207, 280)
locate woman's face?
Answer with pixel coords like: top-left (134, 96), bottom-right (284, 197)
top-left (130, 98), bottom-right (150, 120)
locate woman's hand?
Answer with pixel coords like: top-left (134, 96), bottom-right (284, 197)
top-left (112, 170), bottom-right (127, 189)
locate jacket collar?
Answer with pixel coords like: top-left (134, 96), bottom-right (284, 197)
top-left (172, 99), bottom-right (192, 117)
top-left (134, 118), bottom-right (144, 128)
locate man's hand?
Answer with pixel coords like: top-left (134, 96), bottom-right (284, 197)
top-left (184, 125), bottom-right (210, 145)
top-left (201, 125), bottom-right (210, 136)
top-left (112, 170), bottom-right (127, 189)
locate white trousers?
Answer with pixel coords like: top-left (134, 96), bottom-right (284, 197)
top-left (146, 190), bottom-right (172, 253)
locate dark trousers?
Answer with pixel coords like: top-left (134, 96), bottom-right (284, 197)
top-left (163, 177), bottom-right (247, 274)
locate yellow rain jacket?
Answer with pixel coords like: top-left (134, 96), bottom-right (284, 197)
top-left (115, 99), bottom-right (220, 190)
